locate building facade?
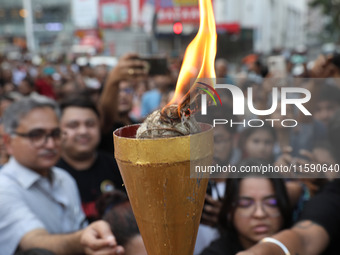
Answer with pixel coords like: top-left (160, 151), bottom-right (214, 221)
top-left (0, 0), bottom-right (311, 57)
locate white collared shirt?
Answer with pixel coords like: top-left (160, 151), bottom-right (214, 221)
top-left (0, 157), bottom-right (87, 255)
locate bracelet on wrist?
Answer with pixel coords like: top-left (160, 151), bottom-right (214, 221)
top-left (260, 237), bottom-right (290, 255)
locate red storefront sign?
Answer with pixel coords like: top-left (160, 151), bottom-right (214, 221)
top-left (155, 0), bottom-right (200, 24)
top-left (139, 0), bottom-right (240, 33)
top-left (157, 6), bottom-right (200, 24)
top-left (216, 22), bottom-right (241, 34)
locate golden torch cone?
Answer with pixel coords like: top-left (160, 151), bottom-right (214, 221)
top-left (113, 123), bottom-right (213, 255)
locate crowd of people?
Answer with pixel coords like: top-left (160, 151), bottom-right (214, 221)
top-left (0, 48), bottom-right (340, 255)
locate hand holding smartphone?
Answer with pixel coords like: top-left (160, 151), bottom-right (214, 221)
top-left (139, 56), bottom-right (169, 76)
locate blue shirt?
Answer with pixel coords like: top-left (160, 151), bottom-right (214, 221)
top-left (141, 90), bottom-right (162, 117)
top-left (0, 157), bottom-right (87, 255)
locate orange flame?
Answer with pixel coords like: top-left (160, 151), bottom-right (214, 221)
top-left (167, 0), bottom-right (217, 106)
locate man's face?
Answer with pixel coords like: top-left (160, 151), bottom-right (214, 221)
top-left (6, 107), bottom-right (61, 174)
top-left (314, 101), bottom-right (340, 126)
top-left (60, 107), bottom-right (100, 158)
top-left (118, 81), bottom-right (134, 114)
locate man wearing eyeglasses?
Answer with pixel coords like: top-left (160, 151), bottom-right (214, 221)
top-left (0, 97), bottom-right (123, 255)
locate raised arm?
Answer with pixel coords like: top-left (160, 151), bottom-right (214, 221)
top-left (236, 220), bottom-right (329, 255)
top-left (98, 53), bottom-right (147, 132)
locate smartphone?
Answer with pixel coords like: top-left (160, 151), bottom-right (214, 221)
top-left (267, 55), bottom-right (287, 77)
top-left (140, 56), bottom-right (169, 75)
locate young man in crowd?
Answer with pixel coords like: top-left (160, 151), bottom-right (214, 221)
top-left (57, 96), bottom-right (124, 222)
top-left (0, 97), bottom-right (123, 255)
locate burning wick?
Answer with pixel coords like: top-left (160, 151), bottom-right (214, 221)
top-left (136, 83), bottom-right (212, 139)
top-left (136, 106), bottom-right (200, 139)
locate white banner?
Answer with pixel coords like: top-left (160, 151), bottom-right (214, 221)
top-left (72, 0), bottom-right (98, 29)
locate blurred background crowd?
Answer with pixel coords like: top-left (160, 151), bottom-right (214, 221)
top-left (1, 0), bottom-right (340, 254)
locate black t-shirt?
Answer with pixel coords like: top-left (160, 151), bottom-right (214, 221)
top-left (299, 179), bottom-right (340, 255)
top-left (199, 230), bottom-right (243, 255)
top-left (99, 123), bottom-right (123, 154)
top-left (99, 120), bottom-right (137, 154)
top-left (56, 151), bottom-right (125, 221)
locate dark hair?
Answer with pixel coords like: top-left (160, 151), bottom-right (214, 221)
top-left (3, 97), bottom-right (59, 135)
top-left (218, 159), bottom-right (292, 232)
top-left (59, 96), bottom-right (100, 118)
top-left (331, 52), bottom-right (340, 70)
top-left (79, 64), bottom-right (91, 73)
top-left (96, 190), bottom-right (140, 246)
top-left (20, 77), bottom-right (35, 88)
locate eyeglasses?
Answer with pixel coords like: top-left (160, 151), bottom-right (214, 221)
top-left (235, 197), bottom-right (280, 218)
top-left (120, 87), bottom-right (134, 94)
top-left (14, 128), bottom-right (62, 148)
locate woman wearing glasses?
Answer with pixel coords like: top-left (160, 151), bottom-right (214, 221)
top-left (200, 159), bottom-right (292, 255)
